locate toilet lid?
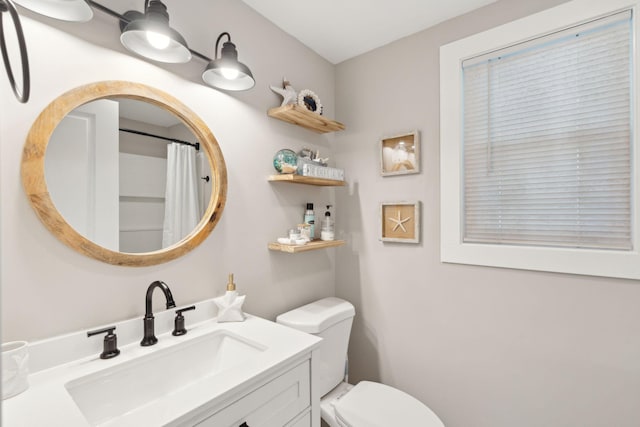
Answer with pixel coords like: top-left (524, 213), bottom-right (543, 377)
top-left (334, 381), bottom-right (444, 427)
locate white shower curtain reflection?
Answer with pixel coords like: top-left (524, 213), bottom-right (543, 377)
top-left (162, 143), bottom-right (200, 248)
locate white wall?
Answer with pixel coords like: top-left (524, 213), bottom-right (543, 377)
top-left (119, 151), bottom-right (166, 253)
top-left (1, 0), bottom-right (338, 341)
top-left (118, 117), bottom-right (170, 253)
top-left (334, 1), bottom-right (640, 426)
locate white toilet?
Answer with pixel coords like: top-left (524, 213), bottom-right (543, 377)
top-left (276, 297), bottom-right (445, 427)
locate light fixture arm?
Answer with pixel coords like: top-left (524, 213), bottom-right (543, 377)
top-left (0, 0), bottom-right (30, 103)
top-left (144, 0), bottom-right (168, 22)
top-left (215, 32), bottom-right (231, 59)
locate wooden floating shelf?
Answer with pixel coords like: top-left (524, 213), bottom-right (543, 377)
top-left (268, 174), bottom-right (345, 187)
top-left (268, 239), bottom-right (346, 253)
top-left (268, 105), bottom-right (346, 134)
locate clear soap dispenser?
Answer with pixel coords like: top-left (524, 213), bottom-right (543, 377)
top-left (321, 205), bottom-right (335, 241)
top-left (213, 273), bottom-right (246, 322)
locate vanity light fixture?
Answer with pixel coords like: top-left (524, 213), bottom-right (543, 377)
top-left (12, 0), bottom-right (92, 22)
top-left (7, 0), bottom-right (256, 94)
top-left (119, 0), bottom-right (191, 64)
top-left (202, 32), bottom-right (255, 91)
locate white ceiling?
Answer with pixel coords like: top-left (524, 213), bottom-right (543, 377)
top-left (240, 0), bottom-right (497, 64)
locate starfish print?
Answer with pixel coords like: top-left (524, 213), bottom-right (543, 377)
top-left (388, 209), bottom-right (411, 232)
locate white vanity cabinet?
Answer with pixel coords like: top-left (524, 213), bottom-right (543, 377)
top-left (4, 302), bottom-right (321, 427)
top-left (193, 359), bottom-right (311, 427)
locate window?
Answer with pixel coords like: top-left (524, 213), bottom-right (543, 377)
top-left (463, 12), bottom-right (632, 250)
top-left (440, 0), bottom-right (640, 279)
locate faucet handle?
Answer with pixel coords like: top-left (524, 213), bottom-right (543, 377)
top-left (87, 326), bottom-right (120, 359)
top-left (172, 305), bottom-right (196, 336)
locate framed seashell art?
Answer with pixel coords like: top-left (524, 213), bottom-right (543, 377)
top-left (380, 130), bottom-right (420, 176)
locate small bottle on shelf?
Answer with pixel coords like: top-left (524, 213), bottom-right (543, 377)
top-left (321, 205), bottom-right (335, 241)
top-left (304, 203), bottom-right (315, 239)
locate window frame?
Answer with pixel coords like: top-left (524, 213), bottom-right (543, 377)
top-left (440, 0), bottom-right (640, 279)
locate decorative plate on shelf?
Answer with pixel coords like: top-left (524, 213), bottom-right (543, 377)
top-left (273, 149), bottom-right (298, 174)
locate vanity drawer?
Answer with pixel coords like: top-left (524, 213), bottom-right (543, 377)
top-left (196, 360), bottom-right (311, 427)
top-left (286, 410), bottom-right (311, 427)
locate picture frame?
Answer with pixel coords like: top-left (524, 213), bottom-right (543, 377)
top-left (380, 130), bottom-right (420, 176)
top-left (380, 201), bottom-right (420, 243)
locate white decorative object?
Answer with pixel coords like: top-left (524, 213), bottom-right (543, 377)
top-left (299, 163), bottom-right (345, 181)
top-left (388, 209), bottom-right (411, 232)
top-left (214, 292), bottom-right (246, 322)
top-left (2, 341), bottom-right (29, 400)
top-left (269, 77), bottom-right (298, 106)
top-left (297, 89), bottom-right (323, 114)
top-left (213, 274), bottom-right (246, 322)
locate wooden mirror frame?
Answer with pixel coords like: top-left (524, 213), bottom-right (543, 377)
top-left (21, 81), bottom-right (227, 266)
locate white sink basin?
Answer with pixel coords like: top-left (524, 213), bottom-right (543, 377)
top-left (65, 329), bottom-right (265, 426)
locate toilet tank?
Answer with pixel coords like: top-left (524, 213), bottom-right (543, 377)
top-left (276, 297), bottom-right (356, 397)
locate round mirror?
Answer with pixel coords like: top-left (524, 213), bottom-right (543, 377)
top-left (22, 81), bottom-right (227, 266)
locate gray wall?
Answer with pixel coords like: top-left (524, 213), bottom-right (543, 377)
top-left (333, 0), bottom-right (640, 426)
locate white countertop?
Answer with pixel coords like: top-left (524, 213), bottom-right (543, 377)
top-left (2, 299), bottom-right (321, 427)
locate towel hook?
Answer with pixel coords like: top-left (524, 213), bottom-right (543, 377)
top-left (0, 0), bottom-right (30, 103)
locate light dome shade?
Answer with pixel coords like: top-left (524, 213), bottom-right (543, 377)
top-left (202, 36), bottom-right (255, 91)
top-left (12, 0), bottom-right (93, 22)
top-left (120, 19), bottom-right (191, 63)
top-left (202, 59), bottom-right (255, 91)
top-left (145, 31), bottom-right (170, 49)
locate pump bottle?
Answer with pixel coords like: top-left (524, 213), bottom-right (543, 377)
top-left (321, 205), bottom-right (335, 241)
top-left (213, 273), bottom-right (245, 322)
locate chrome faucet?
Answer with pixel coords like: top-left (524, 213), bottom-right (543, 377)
top-left (141, 280), bottom-right (176, 346)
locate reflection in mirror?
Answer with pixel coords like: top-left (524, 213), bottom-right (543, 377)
top-left (22, 81), bottom-right (227, 267)
top-left (46, 99), bottom-right (212, 253)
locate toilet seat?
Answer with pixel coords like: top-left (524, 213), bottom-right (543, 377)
top-left (333, 381), bottom-right (444, 427)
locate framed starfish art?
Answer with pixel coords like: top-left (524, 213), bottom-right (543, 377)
top-left (380, 202), bottom-right (420, 243)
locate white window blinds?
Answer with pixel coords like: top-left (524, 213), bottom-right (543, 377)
top-left (462, 11), bottom-right (633, 250)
